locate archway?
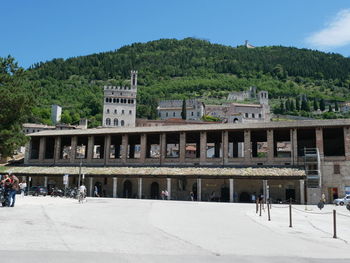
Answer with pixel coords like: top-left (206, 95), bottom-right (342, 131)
top-left (239, 191), bottom-right (250, 202)
top-left (150, 182), bottom-right (159, 199)
top-left (123, 180), bottom-right (132, 198)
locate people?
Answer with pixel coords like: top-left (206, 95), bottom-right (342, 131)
top-left (190, 191), bottom-right (194, 201)
top-left (1, 174), bottom-right (19, 207)
top-left (321, 193), bottom-right (326, 204)
top-left (19, 180), bottom-right (27, 197)
top-left (94, 185), bottom-right (100, 197)
top-left (161, 190), bottom-right (165, 200)
top-left (251, 193), bottom-right (256, 203)
top-left (79, 184), bottom-right (87, 201)
top-left (164, 190), bottom-right (169, 200)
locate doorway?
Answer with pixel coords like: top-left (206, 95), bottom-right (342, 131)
top-left (123, 180), bottom-right (132, 198)
top-left (150, 182), bottom-right (159, 199)
top-left (285, 189), bottom-right (296, 201)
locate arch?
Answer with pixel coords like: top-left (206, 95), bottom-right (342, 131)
top-left (150, 182), bottom-right (159, 199)
top-left (106, 109), bottom-right (110, 114)
top-left (113, 118), bottom-right (118, 126)
top-left (239, 191), bottom-right (250, 203)
top-left (121, 120), bottom-right (125, 126)
top-left (114, 109), bottom-right (117, 114)
top-left (113, 98), bottom-right (116, 103)
top-left (105, 118), bottom-right (111, 126)
top-left (117, 98), bottom-right (119, 103)
top-left (233, 118), bottom-right (239, 123)
top-left (123, 180), bottom-right (132, 198)
top-left (105, 98), bottom-right (108, 103)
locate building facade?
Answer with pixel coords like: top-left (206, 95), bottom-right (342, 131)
top-left (12, 119), bottom-right (350, 204)
top-left (102, 71), bottom-right (137, 128)
top-left (157, 99), bottom-right (205, 121)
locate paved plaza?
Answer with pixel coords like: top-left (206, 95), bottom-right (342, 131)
top-left (1, 197), bottom-right (350, 262)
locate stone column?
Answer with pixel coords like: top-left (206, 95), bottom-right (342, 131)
top-left (113, 177), bottom-right (118, 198)
top-left (197, 178), bottom-right (202, 201)
top-left (44, 176), bottom-right (48, 188)
top-left (267, 129), bottom-right (274, 163)
top-left (299, 179), bottom-right (305, 204)
top-left (167, 178), bottom-right (171, 200)
top-left (89, 177), bottom-right (93, 197)
top-left (229, 178), bottom-right (234, 203)
top-left (70, 136), bottom-right (77, 163)
top-left (223, 131), bottom-right (229, 165)
top-left (200, 132), bottom-right (207, 164)
top-left (263, 180), bottom-right (267, 203)
top-left (121, 134), bottom-right (128, 163)
top-left (315, 128), bottom-right (324, 158)
top-left (104, 135), bottom-right (111, 165)
top-left (244, 130), bottom-right (251, 163)
top-left (87, 136), bottom-right (94, 161)
top-left (38, 137), bottom-right (46, 161)
top-left (160, 133), bottom-right (166, 164)
top-left (344, 127), bottom-right (350, 160)
top-left (138, 177), bottom-right (143, 199)
top-left (291, 129), bottom-right (298, 165)
top-left (140, 134), bottom-right (147, 162)
top-left (54, 136), bottom-right (61, 163)
top-left (179, 132), bottom-right (186, 163)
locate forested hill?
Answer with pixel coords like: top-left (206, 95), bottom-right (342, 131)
top-left (26, 38), bottom-right (350, 126)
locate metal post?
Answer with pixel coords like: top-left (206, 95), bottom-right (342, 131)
top-left (333, 209), bottom-right (337, 239)
top-left (256, 200), bottom-right (258, 214)
top-left (289, 198), bottom-right (292, 228)
top-left (259, 200), bottom-right (262, 216)
top-left (267, 199), bottom-right (271, 221)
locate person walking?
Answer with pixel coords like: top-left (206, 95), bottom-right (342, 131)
top-left (94, 185), bottom-right (100, 197)
top-left (190, 191), bottom-right (194, 201)
top-left (161, 190), bottom-right (165, 200)
top-left (19, 180), bottom-right (27, 197)
top-left (164, 190), bottom-right (169, 200)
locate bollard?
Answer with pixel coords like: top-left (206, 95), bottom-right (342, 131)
top-left (289, 198), bottom-right (292, 228)
top-left (333, 209), bottom-right (337, 239)
top-left (256, 200), bottom-right (258, 214)
top-left (267, 199), bottom-right (271, 221)
top-left (259, 200), bottom-right (262, 217)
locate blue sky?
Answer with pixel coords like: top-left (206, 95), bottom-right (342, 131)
top-left (2, 0), bottom-right (350, 68)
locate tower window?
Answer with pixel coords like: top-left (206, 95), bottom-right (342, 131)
top-left (114, 118), bottom-right (118, 126)
top-left (173, 112), bottom-right (176, 117)
top-left (252, 113), bottom-right (255, 118)
top-left (114, 109), bottom-right (117, 114)
top-left (113, 98), bottom-right (116, 103)
top-left (105, 98), bottom-right (108, 103)
top-left (106, 118), bottom-right (111, 126)
top-left (122, 110), bottom-right (125, 115)
top-left (129, 110), bottom-right (132, 115)
top-left (121, 120), bottom-right (125, 126)
top-left (107, 109), bottom-right (110, 114)
top-left (245, 113), bottom-right (248, 118)
top-left (117, 98), bottom-right (119, 103)
top-left (166, 112), bottom-right (168, 117)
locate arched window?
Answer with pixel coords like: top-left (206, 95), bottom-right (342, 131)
top-left (121, 120), bottom-right (125, 126)
top-left (105, 98), bottom-right (108, 103)
top-left (106, 109), bottom-right (110, 114)
top-left (106, 118), bottom-right (111, 126)
top-left (109, 98), bottom-right (112, 103)
top-left (114, 118), bottom-right (118, 126)
top-left (113, 98), bottom-right (116, 103)
top-left (129, 110), bottom-right (132, 115)
top-left (117, 98), bottom-right (119, 103)
top-left (122, 110), bottom-right (125, 115)
top-left (173, 112), bottom-right (176, 117)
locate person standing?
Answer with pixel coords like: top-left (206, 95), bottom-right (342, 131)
top-left (190, 191), bottom-right (194, 201)
top-left (251, 193), bottom-right (256, 203)
top-left (19, 180), bottom-right (27, 197)
top-left (8, 174), bottom-right (19, 207)
top-left (94, 185), bottom-right (100, 197)
top-left (164, 190), bottom-right (169, 200)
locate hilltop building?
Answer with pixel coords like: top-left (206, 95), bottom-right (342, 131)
top-left (157, 99), bottom-right (205, 121)
top-left (102, 71), bottom-right (137, 128)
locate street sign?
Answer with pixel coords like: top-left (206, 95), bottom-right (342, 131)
top-left (63, 174), bottom-right (69, 185)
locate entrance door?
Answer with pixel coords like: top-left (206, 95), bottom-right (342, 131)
top-left (150, 182), bottom-right (159, 199)
top-left (285, 189), bottom-right (295, 201)
top-left (328, 187), bottom-right (338, 202)
top-left (123, 180), bottom-right (132, 198)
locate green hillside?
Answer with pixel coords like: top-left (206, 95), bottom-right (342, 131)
top-left (25, 38), bottom-right (350, 126)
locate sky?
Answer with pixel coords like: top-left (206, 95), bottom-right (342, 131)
top-left (2, 0), bottom-right (350, 68)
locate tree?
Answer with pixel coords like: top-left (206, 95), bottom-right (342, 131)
top-left (335, 101), bottom-right (339, 111)
top-left (279, 99), bottom-right (285, 113)
top-left (320, 99), bottom-right (326, 111)
top-left (0, 56), bottom-right (34, 158)
top-left (285, 99), bottom-right (290, 112)
top-left (301, 98), bottom-right (310, 111)
top-left (328, 104), bottom-right (333, 112)
top-left (181, 99), bottom-right (186, 120)
top-left (295, 97), bottom-right (300, 111)
top-left (313, 98), bottom-right (318, 111)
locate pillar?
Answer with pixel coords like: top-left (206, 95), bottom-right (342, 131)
top-left (267, 129), bottom-right (274, 163)
top-left (89, 177), bottom-right (93, 197)
top-left (244, 130), bottom-right (251, 163)
top-left (167, 178), bottom-right (171, 200)
top-left (54, 136), bottom-right (61, 163)
top-left (291, 129), bottom-right (298, 165)
top-left (87, 136), bottom-right (94, 161)
top-left (299, 179), bottom-right (305, 204)
top-left (121, 134), bottom-right (128, 163)
top-left (104, 135), bottom-right (111, 165)
top-left (223, 131), bottom-right (229, 164)
top-left (344, 127), bottom-right (350, 160)
top-left (70, 136), bottom-right (77, 163)
top-left (179, 132), bottom-right (186, 163)
top-left (262, 180), bottom-right (268, 202)
top-left (197, 178), bottom-right (202, 201)
top-left (138, 177), bottom-right (143, 199)
top-left (113, 177), bottom-right (117, 198)
top-left (44, 176), bottom-right (48, 188)
top-left (315, 128), bottom-right (324, 158)
top-left (38, 137), bottom-right (45, 161)
top-left (229, 178), bottom-right (234, 203)
top-left (200, 132), bottom-right (207, 164)
top-left (160, 133), bottom-right (166, 164)
top-left (140, 134), bottom-right (147, 162)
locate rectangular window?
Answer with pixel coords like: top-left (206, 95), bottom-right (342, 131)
top-left (334, 164), bottom-right (340, 174)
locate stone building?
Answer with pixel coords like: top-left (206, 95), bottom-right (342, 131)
top-left (157, 99), bottom-right (205, 121)
top-left (227, 86), bottom-right (257, 101)
top-left (102, 71), bottom-right (137, 128)
top-left (6, 119), bottom-right (350, 204)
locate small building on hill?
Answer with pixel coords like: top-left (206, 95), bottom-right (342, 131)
top-left (157, 99), bottom-right (205, 121)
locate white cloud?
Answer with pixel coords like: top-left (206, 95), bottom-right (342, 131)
top-left (306, 9), bottom-right (350, 49)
